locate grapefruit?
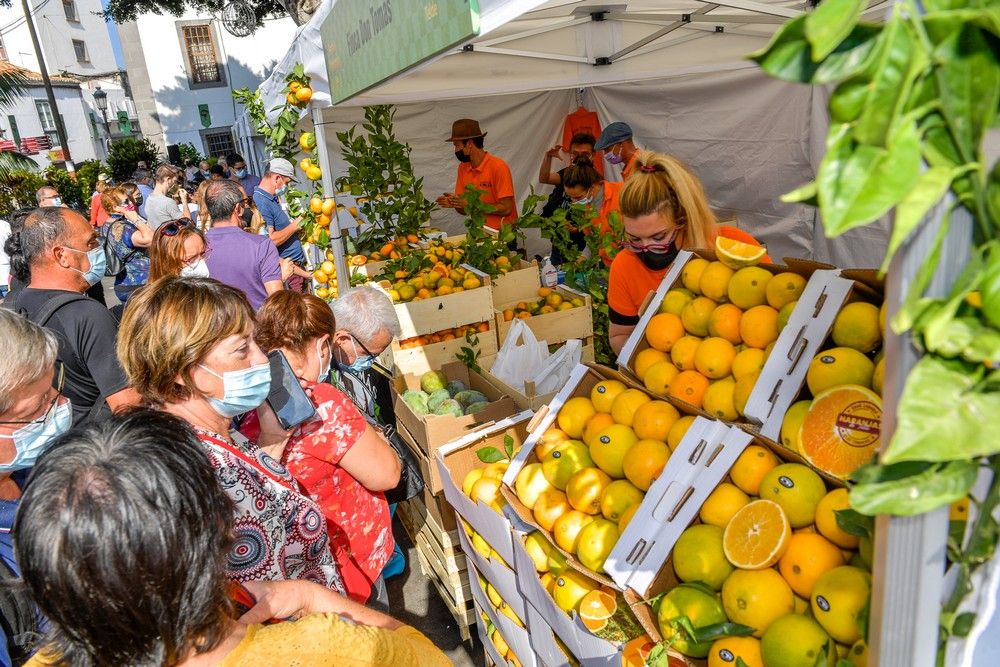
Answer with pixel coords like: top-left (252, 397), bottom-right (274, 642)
top-left (732, 347), bottom-right (766, 380)
top-left (514, 462), bottom-right (555, 510)
top-left (533, 489), bottom-right (572, 531)
top-left (583, 413), bottom-right (617, 447)
top-left (552, 569), bottom-right (597, 613)
top-left (811, 566), bottom-right (871, 644)
top-left (542, 440), bottom-right (595, 490)
top-left (799, 385), bottom-right (882, 479)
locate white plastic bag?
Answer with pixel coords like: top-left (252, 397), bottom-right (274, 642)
top-left (531, 339), bottom-right (583, 395)
top-left (490, 319), bottom-right (548, 390)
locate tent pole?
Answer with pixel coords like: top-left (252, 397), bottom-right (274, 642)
top-left (310, 105), bottom-right (349, 297)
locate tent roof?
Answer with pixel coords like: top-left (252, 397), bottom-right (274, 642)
top-left (259, 0), bottom-right (888, 110)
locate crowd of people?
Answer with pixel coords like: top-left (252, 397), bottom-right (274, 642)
top-left (0, 115), bottom-right (768, 666)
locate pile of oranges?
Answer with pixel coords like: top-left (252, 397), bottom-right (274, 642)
top-left (397, 321), bottom-right (490, 349)
top-left (500, 287), bottom-right (586, 321)
top-left (631, 255), bottom-right (807, 421)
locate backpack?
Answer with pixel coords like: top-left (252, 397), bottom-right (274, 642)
top-left (103, 219), bottom-right (139, 277)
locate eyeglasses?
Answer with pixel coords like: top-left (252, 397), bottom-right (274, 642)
top-left (0, 362), bottom-right (65, 426)
top-left (623, 226), bottom-right (682, 254)
top-left (160, 219), bottom-right (193, 236)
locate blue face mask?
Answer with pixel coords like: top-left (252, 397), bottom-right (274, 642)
top-left (276, 186), bottom-right (288, 197)
top-left (338, 338), bottom-right (376, 374)
top-left (235, 169), bottom-right (247, 178)
top-left (198, 362), bottom-right (272, 418)
top-left (0, 397), bottom-right (72, 471)
top-left (66, 246), bottom-right (106, 286)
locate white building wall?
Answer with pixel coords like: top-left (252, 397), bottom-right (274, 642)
top-left (130, 11), bottom-right (297, 164)
top-left (1, 84), bottom-right (103, 166)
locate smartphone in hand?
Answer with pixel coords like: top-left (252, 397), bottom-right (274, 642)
top-left (266, 350), bottom-right (317, 430)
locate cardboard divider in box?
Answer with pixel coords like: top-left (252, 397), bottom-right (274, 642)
top-left (475, 610), bottom-right (508, 667)
top-left (469, 559), bottom-right (538, 667)
top-left (390, 321), bottom-right (499, 377)
top-left (476, 343), bottom-right (596, 412)
top-left (394, 265), bottom-right (494, 340)
top-left (457, 517), bottom-right (528, 622)
top-left (615, 249), bottom-right (846, 440)
top-left (393, 361), bottom-right (518, 462)
top-left (491, 258), bottom-right (541, 306)
top-left (522, 599), bottom-right (577, 667)
top-left (435, 410), bottom-right (534, 565)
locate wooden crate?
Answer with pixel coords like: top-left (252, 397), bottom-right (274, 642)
top-left (495, 284), bottom-right (593, 348)
top-left (390, 321), bottom-right (499, 377)
top-left (394, 269), bottom-right (494, 340)
top-left (399, 494), bottom-right (474, 640)
top-left (490, 259), bottom-right (539, 306)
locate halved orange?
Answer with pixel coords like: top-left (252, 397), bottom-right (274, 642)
top-left (579, 588), bottom-right (617, 632)
top-left (716, 236), bottom-right (767, 269)
top-left (722, 499), bottom-right (791, 569)
top-left (800, 384), bottom-right (882, 479)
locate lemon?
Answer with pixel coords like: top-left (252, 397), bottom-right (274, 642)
top-left (682, 258), bottom-right (710, 294)
top-left (728, 266), bottom-right (772, 309)
top-left (832, 302), bottom-right (882, 353)
top-left (758, 463), bottom-right (827, 528)
top-left (779, 400), bottom-right (812, 453)
top-left (811, 566), bottom-right (871, 644)
top-left (703, 377), bottom-right (739, 420)
top-left (761, 614), bottom-right (836, 667)
top-left (699, 482), bottom-right (750, 528)
top-left (722, 568), bottom-right (794, 637)
top-left (672, 524), bottom-right (734, 590)
top-left (700, 261), bottom-right (736, 303)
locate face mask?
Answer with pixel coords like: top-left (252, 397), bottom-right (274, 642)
top-left (315, 339), bottom-right (332, 383)
top-left (201, 170), bottom-right (210, 177)
top-left (604, 146), bottom-right (624, 165)
top-left (241, 207), bottom-right (255, 226)
top-left (276, 185), bottom-right (288, 197)
top-left (66, 246), bottom-right (106, 286)
top-left (180, 258), bottom-right (210, 278)
top-left (235, 169), bottom-right (247, 178)
top-left (637, 243), bottom-right (680, 271)
top-left (49, 197), bottom-right (62, 207)
top-left (198, 362), bottom-right (271, 418)
top-left (454, 150), bottom-right (471, 163)
top-left (571, 196), bottom-right (593, 206)
top-left (338, 338), bottom-right (376, 374)
top-left (0, 398), bottom-right (72, 471)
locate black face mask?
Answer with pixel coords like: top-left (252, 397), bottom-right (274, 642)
top-left (241, 207), bottom-right (254, 226)
top-left (454, 150), bottom-right (471, 163)
top-left (637, 243), bottom-right (680, 271)
top-left (132, 195), bottom-right (143, 207)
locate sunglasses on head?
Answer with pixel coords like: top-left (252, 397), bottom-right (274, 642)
top-left (160, 219), bottom-right (193, 236)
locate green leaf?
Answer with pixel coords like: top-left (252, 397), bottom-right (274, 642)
top-left (817, 114), bottom-right (922, 236)
top-left (882, 167), bottom-right (958, 272)
top-left (850, 459), bottom-right (979, 516)
top-left (885, 355), bottom-right (1000, 462)
top-left (805, 0), bottom-right (866, 61)
top-left (781, 180), bottom-right (818, 206)
top-left (835, 508), bottom-right (874, 539)
top-left (892, 207), bottom-right (950, 333)
top-left (982, 245), bottom-right (1000, 329)
top-left (934, 25), bottom-right (1000, 157)
top-left (750, 16), bottom-right (882, 85)
top-left (476, 447), bottom-right (506, 463)
top-left (503, 434), bottom-right (515, 460)
top-left (689, 621), bottom-right (756, 643)
top-left (953, 611), bottom-right (977, 637)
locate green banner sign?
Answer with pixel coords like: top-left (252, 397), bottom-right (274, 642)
top-left (321, 0), bottom-right (480, 104)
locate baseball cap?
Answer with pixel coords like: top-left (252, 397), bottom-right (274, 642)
top-left (266, 157), bottom-right (297, 181)
top-left (594, 122), bottom-right (634, 150)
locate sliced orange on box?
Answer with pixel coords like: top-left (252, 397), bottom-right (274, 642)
top-left (716, 236), bottom-right (768, 269)
top-left (799, 384), bottom-right (882, 479)
top-left (723, 499), bottom-right (791, 569)
top-left (579, 588), bottom-right (616, 632)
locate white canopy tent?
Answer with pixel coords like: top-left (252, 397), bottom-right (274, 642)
top-left (251, 0), bottom-right (893, 267)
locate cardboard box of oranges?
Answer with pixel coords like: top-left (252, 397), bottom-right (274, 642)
top-left (617, 247), bottom-right (849, 441)
top-left (471, 564), bottom-right (538, 667)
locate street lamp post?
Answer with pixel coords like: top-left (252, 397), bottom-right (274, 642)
top-left (92, 86), bottom-right (111, 156)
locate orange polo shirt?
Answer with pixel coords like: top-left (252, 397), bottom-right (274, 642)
top-left (608, 226), bottom-right (768, 324)
top-left (582, 181), bottom-right (623, 267)
top-left (622, 152), bottom-right (640, 179)
top-left (455, 153), bottom-right (517, 230)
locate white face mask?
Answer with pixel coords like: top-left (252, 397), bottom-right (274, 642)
top-left (315, 339), bottom-right (332, 383)
top-left (180, 258), bottom-right (210, 278)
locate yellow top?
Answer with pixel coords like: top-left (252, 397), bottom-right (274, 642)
top-left (25, 614), bottom-right (453, 667)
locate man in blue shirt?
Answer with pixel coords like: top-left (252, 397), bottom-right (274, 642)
top-left (131, 168), bottom-right (154, 219)
top-left (227, 153), bottom-right (260, 193)
top-left (252, 158), bottom-right (311, 292)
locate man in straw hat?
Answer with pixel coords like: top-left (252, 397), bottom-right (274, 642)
top-left (436, 119), bottom-right (517, 232)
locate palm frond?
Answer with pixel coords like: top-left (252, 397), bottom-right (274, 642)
top-left (0, 64), bottom-right (28, 111)
top-left (0, 151), bottom-right (39, 180)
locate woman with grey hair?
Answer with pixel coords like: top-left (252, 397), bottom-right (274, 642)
top-left (0, 308), bottom-right (68, 662)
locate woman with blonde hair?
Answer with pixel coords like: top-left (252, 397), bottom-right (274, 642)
top-left (607, 150), bottom-right (767, 353)
top-left (103, 185), bottom-right (155, 303)
top-left (148, 218), bottom-right (209, 281)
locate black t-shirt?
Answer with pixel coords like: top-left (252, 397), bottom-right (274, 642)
top-left (13, 288), bottom-right (127, 424)
top-left (541, 167), bottom-right (568, 218)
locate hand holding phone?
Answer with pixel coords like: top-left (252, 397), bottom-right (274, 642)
top-left (266, 350), bottom-right (317, 430)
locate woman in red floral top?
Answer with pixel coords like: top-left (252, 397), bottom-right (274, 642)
top-left (255, 291), bottom-right (402, 606)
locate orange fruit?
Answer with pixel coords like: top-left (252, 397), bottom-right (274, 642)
top-left (660, 288), bottom-right (694, 316)
top-left (566, 467), bottom-right (612, 514)
top-left (703, 377), bottom-right (738, 420)
top-left (533, 489), bottom-right (572, 531)
top-left (716, 236), bottom-right (767, 269)
top-left (682, 258), bottom-right (710, 293)
top-left (872, 357), bottom-right (885, 396)
top-left (309, 197), bottom-right (323, 213)
top-left (730, 445), bottom-right (780, 495)
top-left (536, 428), bottom-right (568, 459)
top-left (295, 86), bottom-right (313, 102)
top-left (668, 370), bottom-right (711, 408)
top-left (671, 335), bottom-right (702, 371)
top-left (552, 569), bottom-right (597, 613)
top-left (800, 385), bottom-right (882, 479)
top-left (694, 337), bottom-right (737, 379)
top-left (618, 503), bottom-right (640, 532)
top-left (721, 568), bottom-right (794, 637)
top-left (576, 517), bottom-right (620, 573)
top-left (589, 424), bottom-right (639, 478)
top-left (673, 524), bottom-right (734, 590)
top-left (557, 396), bottom-right (597, 438)
top-left (806, 347), bottom-right (875, 395)
top-left (708, 636), bottom-right (764, 667)
top-left (642, 361), bottom-right (680, 396)
top-left (622, 438), bottom-right (671, 490)
top-left (610, 389), bottom-right (652, 427)
top-left (699, 261), bottom-right (735, 302)
top-left (600, 479), bottom-right (645, 522)
top-left (815, 488), bottom-right (859, 548)
top-left (699, 482), bottom-right (750, 528)
top-left (779, 532), bottom-right (845, 598)
top-left (623, 636), bottom-right (657, 667)
top-left (591, 379), bottom-right (627, 413)
top-left (708, 303), bottom-right (743, 344)
top-left (728, 266), bottom-right (772, 310)
top-left (740, 305), bottom-right (780, 349)
top-left (681, 296), bottom-right (717, 336)
top-left (761, 614), bottom-right (836, 667)
top-left (732, 347), bottom-right (766, 380)
top-left (633, 348), bottom-right (670, 381)
top-left (645, 313), bottom-right (685, 352)
top-left (832, 302), bottom-right (882, 353)
top-left (552, 509), bottom-right (597, 552)
top-left (766, 272), bottom-right (807, 309)
top-left (722, 499), bottom-right (792, 569)
top-left (578, 589), bottom-right (617, 632)
top-left (733, 370), bottom-right (760, 417)
top-left (583, 412), bottom-right (617, 447)
top-left (667, 415), bottom-right (696, 451)
top-left (758, 463), bottom-right (827, 528)
top-left (632, 400), bottom-right (680, 441)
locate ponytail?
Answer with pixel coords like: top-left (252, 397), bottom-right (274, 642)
top-left (619, 150), bottom-right (717, 250)
top-left (5, 231), bottom-right (29, 283)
